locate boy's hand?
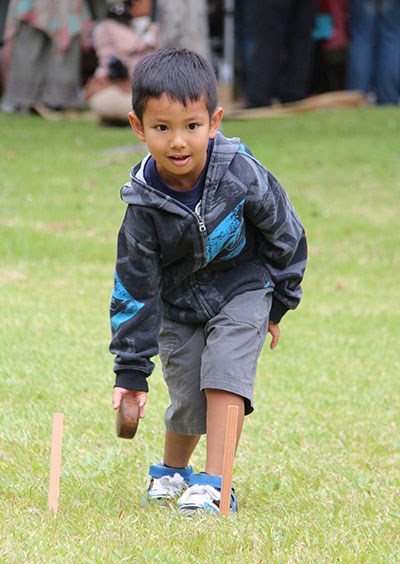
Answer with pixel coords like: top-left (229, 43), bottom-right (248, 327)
top-left (112, 387), bottom-right (147, 419)
top-left (268, 321), bottom-right (280, 350)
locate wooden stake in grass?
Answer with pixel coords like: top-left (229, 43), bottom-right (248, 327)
top-left (48, 412), bottom-right (64, 514)
top-left (220, 405), bottom-right (239, 517)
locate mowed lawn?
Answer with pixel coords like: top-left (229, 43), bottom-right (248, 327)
top-left (0, 107), bottom-right (399, 563)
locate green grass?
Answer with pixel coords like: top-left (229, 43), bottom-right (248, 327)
top-left (1, 107), bottom-right (399, 562)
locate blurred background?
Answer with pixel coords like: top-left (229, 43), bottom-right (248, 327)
top-left (0, 0), bottom-right (399, 123)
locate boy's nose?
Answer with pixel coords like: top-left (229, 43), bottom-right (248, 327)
top-left (169, 132), bottom-right (186, 149)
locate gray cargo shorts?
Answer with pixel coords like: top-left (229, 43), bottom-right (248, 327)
top-left (158, 288), bottom-right (273, 435)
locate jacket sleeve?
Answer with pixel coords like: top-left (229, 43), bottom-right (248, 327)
top-left (109, 212), bottom-right (162, 392)
top-left (245, 165), bottom-right (307, 323)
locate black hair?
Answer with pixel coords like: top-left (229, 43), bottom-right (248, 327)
top-left (106, 1), bottom-right (132, 25)
top-left (131, 48), bottom-right (218, 122)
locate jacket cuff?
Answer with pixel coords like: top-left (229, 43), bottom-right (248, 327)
top-left (269, 298), bottom-right (289, 324)
top-left (114, 370), bottom-right (149, 392)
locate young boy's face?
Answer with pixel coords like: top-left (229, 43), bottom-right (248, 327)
top-left (129, 94), bottom-right (223, 190)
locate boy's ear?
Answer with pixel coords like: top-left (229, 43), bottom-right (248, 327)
top-left (128, 112), bottom-right (146, 142)
top-left (209, 106), bottom-right (224, 139)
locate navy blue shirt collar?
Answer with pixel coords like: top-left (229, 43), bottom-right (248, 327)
top-left (144, 140), bottom-right (213, 211)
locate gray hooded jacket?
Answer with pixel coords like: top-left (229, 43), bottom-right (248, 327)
top-left (110, 132), bottom-right (307, 391)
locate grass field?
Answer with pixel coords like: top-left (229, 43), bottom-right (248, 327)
top-left (0, 107), bottom-right (399, 563)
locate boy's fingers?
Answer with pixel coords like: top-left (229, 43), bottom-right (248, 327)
top-left (270, 334), bottom-right (278, 349)
top-left (112, 388), bottom-right (147, 418)
top-left (136, 392), bottom-right (147, 419)
top-left (112, 393), bottom-right (121, 410)
top-left (112, 387), bottom-right (125, 410)
top-left (268, 322), bottom-right (280, 350)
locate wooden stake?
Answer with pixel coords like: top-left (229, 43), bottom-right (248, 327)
top-left (48, 412), bottom-right (64, 514)
top-left (220, 405), bottom-right (239, 516)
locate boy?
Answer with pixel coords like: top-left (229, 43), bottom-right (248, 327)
top-left (110, 48), bottom-right (307, 514)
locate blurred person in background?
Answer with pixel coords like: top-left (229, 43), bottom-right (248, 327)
top-left (84, 0), bottom-right (159, 125)
top-left (234, 0), bottom-right (255, 101)
top-left (1, 0), bottom-right (92, 113)
top-left (0, 1), bottom-right (11, 44)
top-left (245, 0), bottom-right (318, 108)
top-left (0, 0), bottom-right (11, 97)
top-left (311, 0), bottom-right (349, 93)
top-left (346, 0), bottom-right (400, 104)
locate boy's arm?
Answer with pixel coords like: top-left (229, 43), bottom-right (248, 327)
top-left (246, 169), bottom-right (307, 323)
top-left (109, 219), bottom-right (162, 393)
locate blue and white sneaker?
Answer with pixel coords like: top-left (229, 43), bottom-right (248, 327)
top-left (142, 462), bottom-right (193, 505)
top-left (177, 473), bottom-right (238, 515)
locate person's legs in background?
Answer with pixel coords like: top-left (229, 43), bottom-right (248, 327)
top-left (278, 0), bottom-right (318, 103)
top-left (246, 0), bottom-right (318, 107)
top-left (42, 35), bottom-right (85, 110)
top-left (346, 0), bottom-right (376, 96)
top-left (1, 22), bottom-right (49, 112)
top-left (235, 0), bottom-right (255, 102)
top-left (375, 0), bottom-right (400, 104)
top-left (246, 0), bottom-right (291, 107)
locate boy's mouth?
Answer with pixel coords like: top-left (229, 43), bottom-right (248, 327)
top-left (169, 155), bottom-right (190, 166)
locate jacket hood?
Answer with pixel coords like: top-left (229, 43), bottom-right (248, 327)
top-left (120, 131), bottom-right (241, 207)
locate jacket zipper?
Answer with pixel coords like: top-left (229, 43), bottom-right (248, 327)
top-left (194, 200), bottom-right (206, 232)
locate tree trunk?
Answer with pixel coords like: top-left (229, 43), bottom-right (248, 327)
top-left (156, 0), bottom-right (210, 60)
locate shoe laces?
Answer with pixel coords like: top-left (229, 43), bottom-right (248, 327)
top-left (149, 472), bottom-right (187, 497)
top-left (178, 484), bottom-right (220, 508)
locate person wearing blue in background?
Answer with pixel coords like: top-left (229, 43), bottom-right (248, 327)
top-left (110, 48), bottom-right (307, 515)
top-left (346, 0), bottom-right (400, 105)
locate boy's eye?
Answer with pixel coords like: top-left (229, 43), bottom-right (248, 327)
top-left (155, 124), bottom-right (168, 131)
top-left (187, 123), bottom-right (199, 131)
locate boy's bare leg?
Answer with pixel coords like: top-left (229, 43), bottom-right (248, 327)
top-left (205, 389), bottom-right (245, 475)
top-left (163, 431), bottom-right (201, 468)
